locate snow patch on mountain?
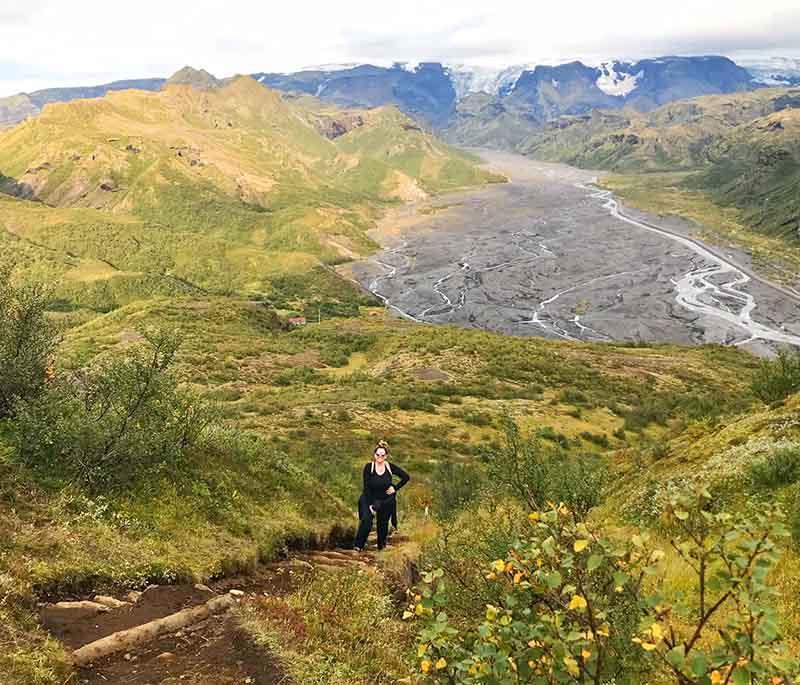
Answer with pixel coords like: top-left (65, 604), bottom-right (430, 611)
top-left (300, 63), bottom-right (369, 73)
top-left (394, 61), bottom-right (421, 73)
top-left (445, 64), bottom-right (535, 99)
top-left (596, 62), bottom-right (642, 97)
top-left (735, 55), bottom-right (800, 85)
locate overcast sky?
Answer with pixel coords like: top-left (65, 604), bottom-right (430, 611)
top-left (1, 0), bottom-right (799, 96)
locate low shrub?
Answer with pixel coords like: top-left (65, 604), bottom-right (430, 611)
top-left (751, 348), bottom-right (800, 404)
top-left (10, 329), bottom-right (217, 492)
top-left (432, 461), bottom-right (485, 520)
top-left (580, 431), bottom-right (610, 449)
top-left (484, 417), bottom-right (607, 517)
top-left (0, 263), bottom-right (60, 419)
top-left (748, 446), bottom-right (800, 489)
top-left (558, 388), bottom-right (589, 405)
top-left (536, 425), bottom-right (570, 449)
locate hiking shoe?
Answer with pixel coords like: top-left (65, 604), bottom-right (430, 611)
top-left (354, 546), bottom-right (364, 552)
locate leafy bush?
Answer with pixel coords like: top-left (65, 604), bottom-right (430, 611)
top-left (0, 264), bottom-right (60, 418)
top-left (558, 388), bottom-right (589, 405)
top-left (411, 493), bottom-right (798, 684)
top-left (751, 348), bottom-right (800, 404)
top-left (580, 431), bottom-right (610, 449)
top-left (748, 446), bottom-right (800, 489)
top-left (412, 504), bottom-right (648, 683)
top-left (463, 411), bottom-right (491, 426)
top-left (536, 426), bottom-right (570, 449)
top-left (398, 395), bottom-right (438, 413)
top-left (11, 329), bottom-right (217, 492)
top-left (432, 461), bottom-right (485, 520)
top-left (623, 396), bottom-right (672, 432)
top-left (484, 417), bottom-right (607, 517)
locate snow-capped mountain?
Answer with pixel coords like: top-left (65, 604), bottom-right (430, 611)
top-left (1, 54), bottom-right (793, 134)
top-left (735, 56), bottom-right (800, 86)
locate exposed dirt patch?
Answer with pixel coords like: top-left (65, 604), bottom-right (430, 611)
top-left (76, 617), bottom-right (285, 685)
top-left (413, 366), bottom-right (450, 381)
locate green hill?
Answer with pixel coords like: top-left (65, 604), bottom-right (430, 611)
top-left (0, 77), bottom-right (499, 312)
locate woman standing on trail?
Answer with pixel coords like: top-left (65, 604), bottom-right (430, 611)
top-left (354, 440), bottom-right (410, 552)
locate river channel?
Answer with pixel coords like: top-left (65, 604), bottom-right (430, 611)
top-left (350, 150), bottom-right (800, 355)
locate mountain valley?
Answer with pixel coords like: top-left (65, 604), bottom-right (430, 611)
top-left (1, 46), bottom-right (800, 685)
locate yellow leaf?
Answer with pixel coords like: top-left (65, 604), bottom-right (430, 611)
top-left (514, 572), bottom-right (523, 584)
top-left (528, 512), bottom-right (540, 522)
top-left (402, 610), bottom-right (413, 620)
top-left (417, 644), bottom-right (429, 657)
top-left (641, 642), bottom-right (657, 651)
top-left (597, 625), bottom-right (610, 637)
top-left (563, 656), bottom-right (580, 677)
top-left (568, 595), bottom-right (587, 611)
top-left (574, 539), bottom-right (589, 552)
top-left (710, 671), bottom-right (724, 684)
top-left (491, 559), bottom-right (506, 573)
top-left (650, 623), bottom-right (663, 640)
top-left (435, 658), bottom-right (447, 670)
top-left (421, 660), bottom-right (432, 673)
top-left (581, 649), bottom-right (592, 660)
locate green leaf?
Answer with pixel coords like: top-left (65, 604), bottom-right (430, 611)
top-left (665, 646), bottom-right (685, 669)
top-left (731, 667), bottom-right (750, 685)
top-left (690, 654), bottom-right (708, 677)
top-left (587, 554), bottom-right (603, 572)
top-left (613, 571), bottom-right (629, 586)
top-left (545, 571), bottom-right (562, 589)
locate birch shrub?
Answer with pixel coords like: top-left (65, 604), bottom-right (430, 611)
top-left (410, 492), bottom-right (798, 684)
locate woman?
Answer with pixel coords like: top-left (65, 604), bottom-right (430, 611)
top-left (354, 440), bottom-right (410, 552)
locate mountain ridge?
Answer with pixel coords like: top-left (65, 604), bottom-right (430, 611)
top-left (0, 55), bottom-right (776, 131)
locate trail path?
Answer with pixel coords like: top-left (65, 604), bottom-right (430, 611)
top-left (43, 532), bottom-right (410, 685)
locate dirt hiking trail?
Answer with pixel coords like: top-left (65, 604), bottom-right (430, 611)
top-left (39, 531), bottom-right (412, 685)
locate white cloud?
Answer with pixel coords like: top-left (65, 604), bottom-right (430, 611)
top-left (0, 0), bottom-right (798, 96)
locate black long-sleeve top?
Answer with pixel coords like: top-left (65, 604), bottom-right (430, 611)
top-left (362, 461), bottom-right (410, 508)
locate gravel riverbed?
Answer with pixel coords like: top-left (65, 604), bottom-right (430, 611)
top-left (351, 150), bottom-right (800, 356)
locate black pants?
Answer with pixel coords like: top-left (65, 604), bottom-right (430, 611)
top-left (354, 495), bottom-right (393, 549)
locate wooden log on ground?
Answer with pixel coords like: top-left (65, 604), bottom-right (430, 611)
top-left (71, 594), bottom-right (236, 666)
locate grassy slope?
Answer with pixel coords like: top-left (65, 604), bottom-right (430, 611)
top-left (0, 292), bottom-right (761, 682)
top-left (599, 393), bottom-right (800, 655)
top-left (0, 78), bottom-right (498, 310)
